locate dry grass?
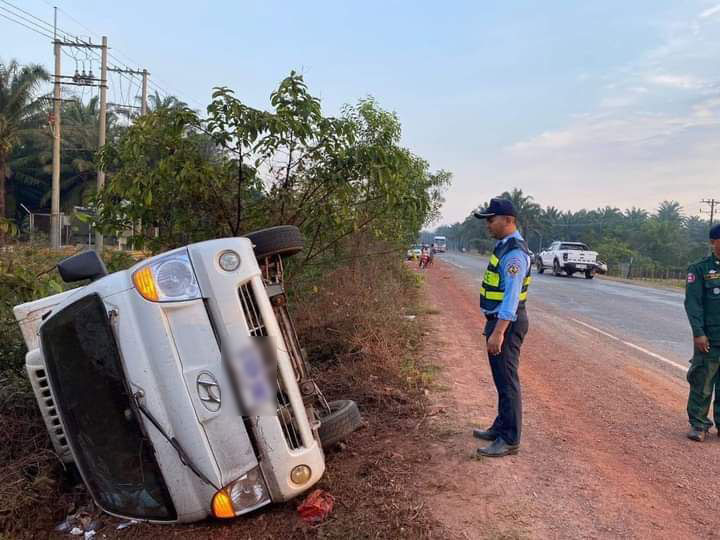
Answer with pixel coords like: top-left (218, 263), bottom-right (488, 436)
top-left (0, 372), bottom-right (81, 536)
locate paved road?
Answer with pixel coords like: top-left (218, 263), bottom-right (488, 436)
top-left (439, 251), bottom-right (694, 370)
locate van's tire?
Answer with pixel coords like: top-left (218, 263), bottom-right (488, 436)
top-left (245, 225), bottom-right (304, 259)
top-left (317, 400), bottom-right (362, 449)
top-left (553, 260), bottom-right (562, 276)
top-left (536, 261), bottom-right (544, 274)
top-left (585, 270), bottom-right (594, 279)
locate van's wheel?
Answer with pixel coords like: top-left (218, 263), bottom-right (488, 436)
top-left (585, 270), bottom-right (594, 279)
top-left (536, 261), bottom-right (544, 274)
top-left (553, 260), bottom-right (562, 276)
top-left (317, 400), bottom-right (362, 449)
top-left (566, 270), bottom-right (574, 277)
top-left (245, 225), bottom-right (304, 259)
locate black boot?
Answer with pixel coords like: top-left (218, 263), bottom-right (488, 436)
top-left (687, 426), bottom-right (706, 442)
top-left (472, 428), bottom-right (498, 441)
top-left (476, 438), bottom-right (519, 458)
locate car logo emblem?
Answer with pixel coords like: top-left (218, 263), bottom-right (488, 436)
top-left (714, 288), bottom-right (720, 295)
top-left (196, 372), bottom-right (221, 412)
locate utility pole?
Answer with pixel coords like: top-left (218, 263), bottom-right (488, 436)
top-left (50, 33), bottom-right (105, 249)
top-left (700, 198), bottom-right (718, 229)
top-left (51, 33), bottom-right (62, 248)
top-left (95, 36), bottom-right (108, 253)
top-left (107, 66), bottom-right (150, 115)
top-left (142, 69), bottom-right (149, 115)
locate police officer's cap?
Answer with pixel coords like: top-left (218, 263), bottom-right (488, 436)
top-left (711, 224), bottom-right (720, 240)
top-left (474, 198), bottom-right (516, 219)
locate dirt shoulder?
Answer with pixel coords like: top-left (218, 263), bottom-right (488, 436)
top-left (414, 261), bottom-right (720, 539)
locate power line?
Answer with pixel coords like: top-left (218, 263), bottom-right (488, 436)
top-left (1, 2), bottom-right (143, 99)
top-left (4, 1), bottom-right (205, 112)
top-left (41, 0), bottom-right (99, 41)
top-left (0, 0), bottom-right (77, 42)
top-left (0, 9), bottom-right (53, 39)
top-left (0, 0), bottom-right (54, 30)
top-left (0, 3), bottom-right (54, 37)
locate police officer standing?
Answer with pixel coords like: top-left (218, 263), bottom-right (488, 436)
top-left (685, 224), bottom-right (720, 441)
top-left (472, 198), bottom-right (532, 457)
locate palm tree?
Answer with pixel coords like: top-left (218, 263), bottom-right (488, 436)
top-left (656, 200), bottom-right (685, 225)
top-left (146, 90), bottom-right (188, 112)
top-left (542, 206), bottom-right (561, 223)
top-left (52, 96), bottom-right (118, 208)
top-left (624, 207), bottom-right (649, 227)
top-left (596, 206), bottom-right (622, 223)
top-left (0, 59), bottom-right (49, 229)
top-left (498, 187), bottom-right (541, 236)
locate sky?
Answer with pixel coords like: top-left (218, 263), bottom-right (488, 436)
top-left (3, 1), bottom-right (720, 227)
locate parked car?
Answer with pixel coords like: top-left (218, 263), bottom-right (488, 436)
top-left (406, 244), bottom-right (422, 260)
top-left (13, 226), bottom-right (361, 523)
top-left (536, 241), bottom-right (599, 279)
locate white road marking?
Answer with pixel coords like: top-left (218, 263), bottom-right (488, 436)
top-left (571, 318), bottom-right (688, 373)
top-left (446, 260), bottom-right (466, 269)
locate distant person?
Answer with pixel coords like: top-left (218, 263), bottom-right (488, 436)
top-left (472, 198), bottom-right (532, 457)
top-left (684, 224), bottom-right (720, 442)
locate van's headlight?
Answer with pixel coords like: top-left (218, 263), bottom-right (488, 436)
top-left (132, 250), bottom-right (201, 302)
top-left (212, 466), bottom-right (270, 518)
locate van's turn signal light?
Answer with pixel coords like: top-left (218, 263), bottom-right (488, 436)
top-left (211, 489), bottom-right (235, 519)
top-left (132, 266), bottom-right (159, 302)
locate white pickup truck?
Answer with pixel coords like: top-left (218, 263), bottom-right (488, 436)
top-left (536, 241), bottom-right (599, 279)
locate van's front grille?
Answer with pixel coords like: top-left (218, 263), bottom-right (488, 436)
top-left (238, 283), bottom-right (267, 337)
top-left (28, 365), bottom-right (71, 458)
top-left (238, 281), bottom-right (303, 450)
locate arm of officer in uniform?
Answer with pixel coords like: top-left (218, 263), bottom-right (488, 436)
top-left (684, 264), bottom-right (710, 353)
top-left (487, 250), bottom-right (528, 355)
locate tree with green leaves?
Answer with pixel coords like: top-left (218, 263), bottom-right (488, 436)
top-left (438, 191), bottom-right (709, 273)
top-left (93, 72), bottom-right (449, 259)
top-left (498, 188), bottom-right (541, 236)
top-left (0, 59), bottom-right (48, 238)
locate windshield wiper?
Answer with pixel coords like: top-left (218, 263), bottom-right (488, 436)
top-left (133, 393), bottom-right (219, 491)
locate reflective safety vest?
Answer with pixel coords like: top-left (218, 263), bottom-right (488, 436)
top-left (480, 236), bottom-right (532, 312)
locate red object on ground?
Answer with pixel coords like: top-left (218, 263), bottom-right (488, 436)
top-left (297, 489), bottom-right (335, 524)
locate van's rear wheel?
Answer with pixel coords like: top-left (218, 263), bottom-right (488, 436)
top-left (536, 261), bottom-right (544, 274)
top-left (553, 260), bottom-right (562, 276)
top-left (245, 225), bottom-right (304, 259)
top-left (585, 270), bottom-right (595, 279)
top-left (317, 400), bottom-right (362, 449)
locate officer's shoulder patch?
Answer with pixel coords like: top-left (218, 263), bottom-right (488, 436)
top-left (506, 258), bottom-right (521, 276)
top-left (687, 272), bottom-right (696, 283)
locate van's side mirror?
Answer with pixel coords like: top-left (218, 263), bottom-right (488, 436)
top-left (57, 250), bottom-right (108, 283)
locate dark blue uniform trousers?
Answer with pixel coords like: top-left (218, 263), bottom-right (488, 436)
top-left (483, 307), bottom-right (529, 446)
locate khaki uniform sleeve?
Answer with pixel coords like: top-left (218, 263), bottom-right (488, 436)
top-left (684, 264), bottom-right (705, 338)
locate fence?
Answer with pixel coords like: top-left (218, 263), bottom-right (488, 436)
top-left (606, 262), bottom-right (687, 283)
top-left (15, 211), bottom-right (128, 248)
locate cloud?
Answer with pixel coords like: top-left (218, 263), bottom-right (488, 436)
top-left (510, 130), bottom-right (577, 151)
top-left (699, 3), bottom-right (720, 18)
top-left (646, 74), bottom-right (705, 89)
